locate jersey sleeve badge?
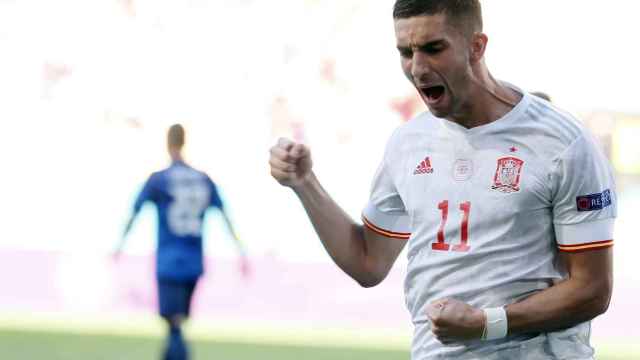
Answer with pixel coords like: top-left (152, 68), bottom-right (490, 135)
top-left (576, 189), bottom-right (612, 212)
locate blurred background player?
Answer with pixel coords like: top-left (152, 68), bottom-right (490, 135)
top-left (114, 123), bottom-right (250, 360)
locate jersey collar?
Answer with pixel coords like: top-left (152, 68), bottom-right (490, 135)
top-left (438, 82), bottom-right (532, 136)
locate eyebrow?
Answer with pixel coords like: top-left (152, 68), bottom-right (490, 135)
top-left (397, 39), bottom-right (447, 52)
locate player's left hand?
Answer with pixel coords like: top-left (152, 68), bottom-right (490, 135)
top-left (427, 298), bottom-right (485, 344)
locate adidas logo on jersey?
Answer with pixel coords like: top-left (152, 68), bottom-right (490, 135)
top-left (413, 157), bottom-right (434, 175)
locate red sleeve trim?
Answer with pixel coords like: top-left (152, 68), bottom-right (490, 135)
top-left (362, 216), bottom-right (411, 240)
top-left (558, 239), bottom-right (613, 252)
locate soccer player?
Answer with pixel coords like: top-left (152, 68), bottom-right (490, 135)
top-left (115, 124), bottom-right (249, 360)
top-left (268, 1), bottom-right (615, 359)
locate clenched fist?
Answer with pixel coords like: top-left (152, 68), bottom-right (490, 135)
top-left (427, 298), bottom-right (485, 344)
top-left (269, 138), bottom-right (313, 188)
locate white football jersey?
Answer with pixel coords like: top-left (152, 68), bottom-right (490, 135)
top-left (362, 90), bottom-right (616, 359)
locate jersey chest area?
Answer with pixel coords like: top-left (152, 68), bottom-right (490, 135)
top-left (394, 145), bottom-right (552, 247)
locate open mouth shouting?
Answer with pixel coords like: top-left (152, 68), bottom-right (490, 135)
top-left (419, 84), bottom-right (446, 106)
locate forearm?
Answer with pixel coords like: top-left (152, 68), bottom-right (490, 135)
top-left (293, 172), bottom-right (370, 284)
top-left (122, 216), bottom-right (134, 237)
top-left (221, 213), bottom-right (246, 255)
top-left (117, 215), bottom-right (136, 250)
top-left (506, 275), bottom-right (611, 335)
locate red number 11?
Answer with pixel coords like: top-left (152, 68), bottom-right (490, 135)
top-left (432, 200), bottom-right (471, 252)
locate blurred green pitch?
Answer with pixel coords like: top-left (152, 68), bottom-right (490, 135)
top-left (0, 329), bottom-right (407, 360)
top-left (0, 329), bottom-right (636, 360)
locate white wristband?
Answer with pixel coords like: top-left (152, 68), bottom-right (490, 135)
top-left (483, 307), bottom-right (508, 340)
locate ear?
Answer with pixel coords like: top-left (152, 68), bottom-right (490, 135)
top-left (469, 32), bottom-right (488, 63)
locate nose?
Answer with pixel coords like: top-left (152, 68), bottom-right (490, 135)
top-left (411, 52), bottom-right (431, 82)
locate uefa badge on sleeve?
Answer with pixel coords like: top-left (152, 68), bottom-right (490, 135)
top-left (576, 189), bottom-right (612, 212)
top-left (491, 156), bottom-right (524, 193)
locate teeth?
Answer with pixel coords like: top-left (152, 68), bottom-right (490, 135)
top-left (422, 86), bottom-right (443, 101)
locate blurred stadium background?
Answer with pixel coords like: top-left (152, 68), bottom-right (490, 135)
top-left (0, 0), bottom-right (638, 359)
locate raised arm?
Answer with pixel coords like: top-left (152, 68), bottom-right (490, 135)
top-left (269, 138), bottom-right (406, 287)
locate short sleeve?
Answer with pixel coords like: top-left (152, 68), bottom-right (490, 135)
top-left (362, 157), bottom-right (411, 240)
top-left (207, 177), bottom-right (224, 210)
top-left (551, 134), bottom-right (617, 252)
top-left (133, 173), bottom-right (158, 213)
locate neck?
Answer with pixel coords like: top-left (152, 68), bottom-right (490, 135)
top-left (448, 62), bottom-right (521, 129)
top-left (169, 148), bottom-right (183, 163)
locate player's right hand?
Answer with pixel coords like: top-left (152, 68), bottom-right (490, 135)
top-left (269, 137), bottom-right (313, 189)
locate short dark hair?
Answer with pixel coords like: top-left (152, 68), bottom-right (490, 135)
top-left (167, 123), bottom-right (185, 148)
top-left (531, 91), bottom-right (552, 102)
top-left (393, 0), bottom-right (483, 37)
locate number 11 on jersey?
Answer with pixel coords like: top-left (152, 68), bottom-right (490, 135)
top-left (432, 200), bottom-right (471, 252)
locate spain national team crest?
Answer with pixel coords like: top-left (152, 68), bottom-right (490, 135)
top-left (491, 156), bottom-right (524, 193)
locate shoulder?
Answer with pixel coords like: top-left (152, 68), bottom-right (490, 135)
top-left (521, 96), bottom-right (595, 159)
top-left (526, 97), bottom-right (588, 142)
top-left (192, 167), bottom-right (213, 184)
top-left (202, 171), bottom-right (216, 186)
top-left (183, 163), bottom-right (207, 177)
top-left (183, 165), bottom-right (216, 187)
top-left (147, 170), bottom-right (163, 184)
top-left (138, 171), bottom-right (164, 196)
